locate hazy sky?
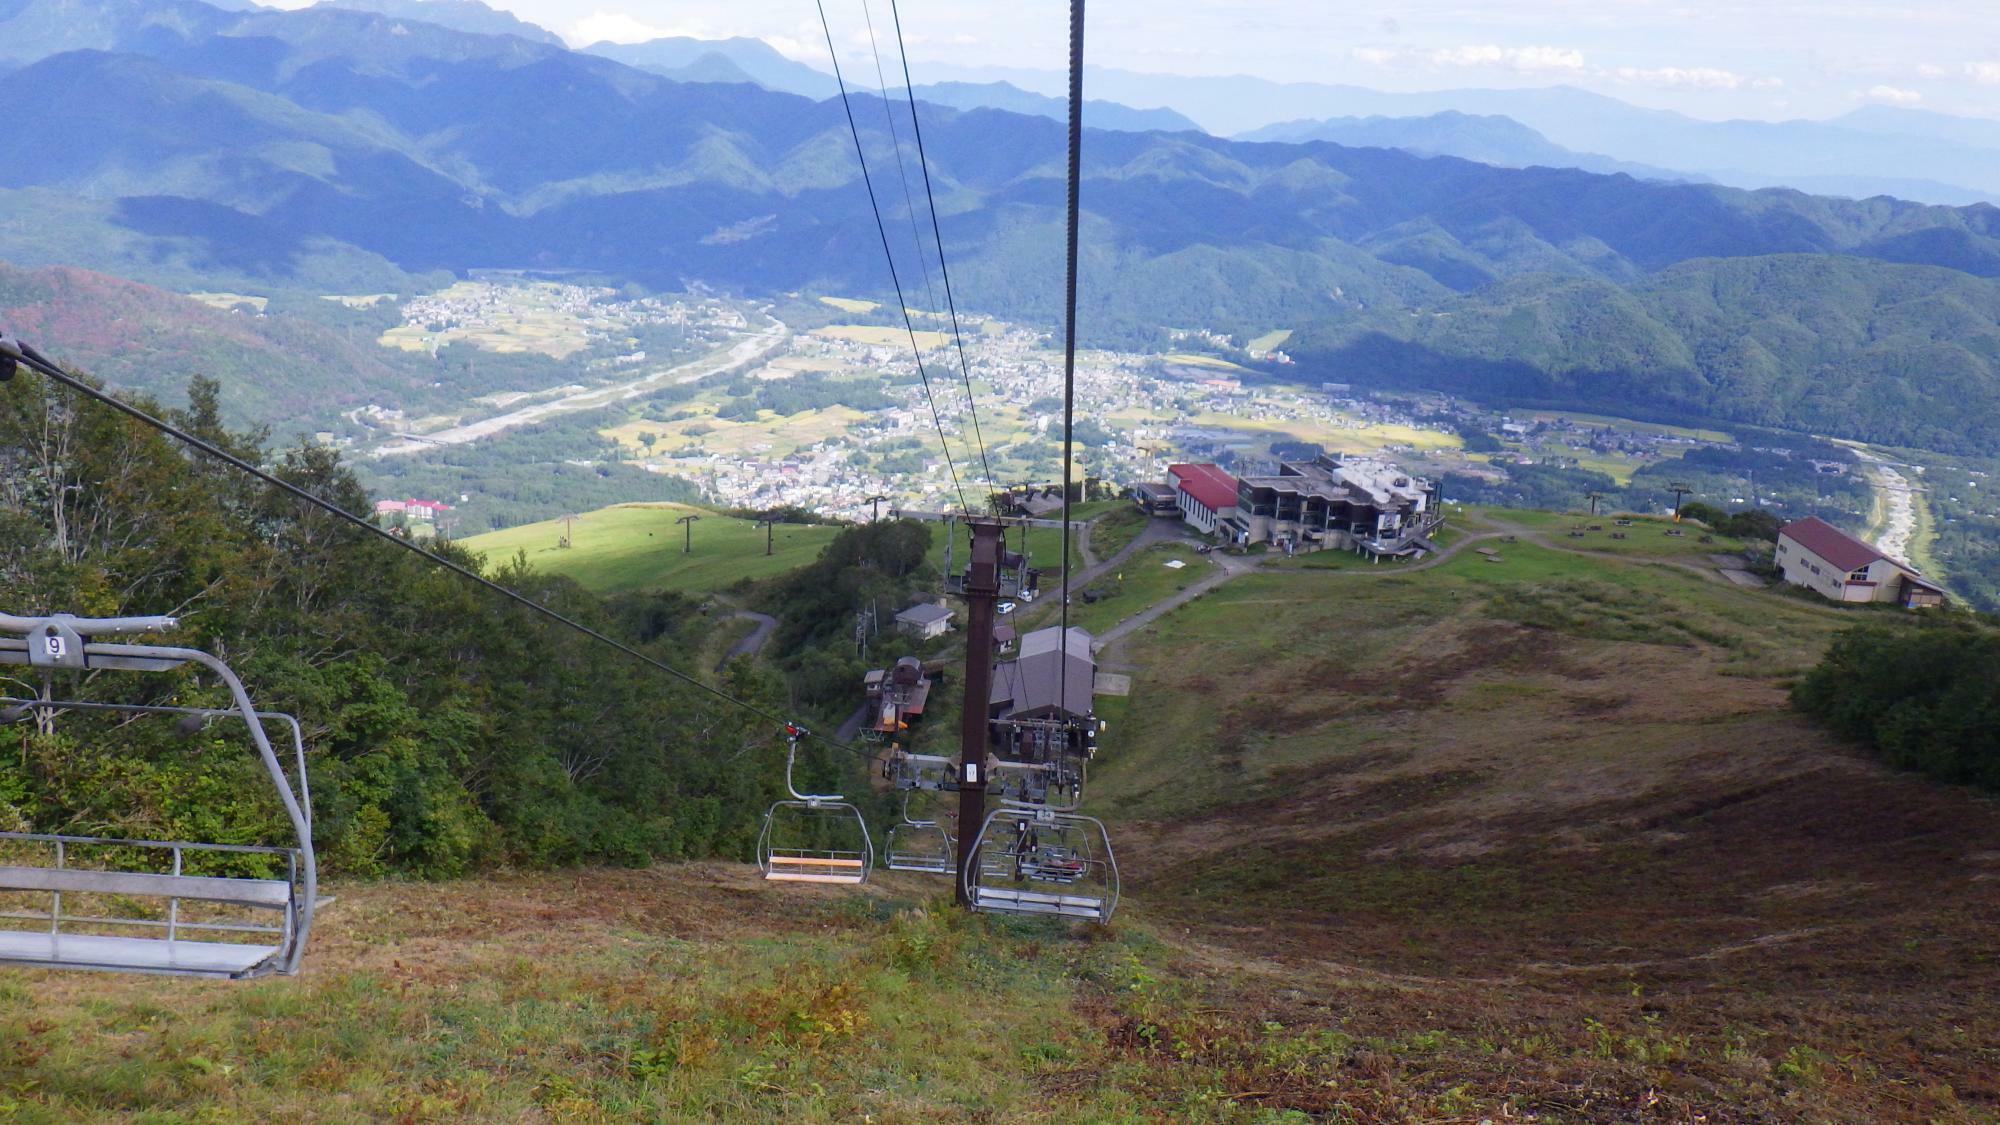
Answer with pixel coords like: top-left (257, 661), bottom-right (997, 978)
top-left (461, 1), bottom-right (2000, 122)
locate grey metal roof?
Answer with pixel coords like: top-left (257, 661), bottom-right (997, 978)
top-left (896, 603), bottom-right (954, 625)
top-left (993, 626), bottom-right (1094, 718)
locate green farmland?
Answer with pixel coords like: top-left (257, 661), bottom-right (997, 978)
top-left (459, 503), bottom-right (842, 595)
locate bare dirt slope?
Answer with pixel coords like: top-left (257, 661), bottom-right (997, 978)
top-left (1094, 533), bottom-right (2000, 1121)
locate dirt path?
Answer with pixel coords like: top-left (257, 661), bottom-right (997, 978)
top-left (370, 319), bottom-right (788, 457)
top-left (1095, 529), bottom-right (1507, 656)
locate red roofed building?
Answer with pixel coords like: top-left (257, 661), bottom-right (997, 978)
top-left (1168, 463), bottom-right (1240, 534)
top-left (1776, 516), bottom-right (1945, 608)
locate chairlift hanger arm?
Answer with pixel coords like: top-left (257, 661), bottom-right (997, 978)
top-left (0, 613), bottom-right (177, 636)
top-left (893, 509), bottom-right (1068, 530)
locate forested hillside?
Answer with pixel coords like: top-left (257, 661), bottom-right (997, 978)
top-left (0, 368), bottom-right (816, 874)
top-left (1293, 256), bottom-right (2000, 452)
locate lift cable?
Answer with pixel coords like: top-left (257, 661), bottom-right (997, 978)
top-left (858, 0), bottom-right (944, 348)
top-left (885, 0), bottom-right (999, 509)
top-left (0, 335), bottom-right (881, 766)
top-left (815, 0), bottom-right (969, 514)
top-left (1056, 0), bottom-right (1086, 715)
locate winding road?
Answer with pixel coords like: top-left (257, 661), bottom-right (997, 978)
top-left (717, 610), bottom-right (778, 670)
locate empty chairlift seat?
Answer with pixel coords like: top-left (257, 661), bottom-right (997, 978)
top-left (0, 612), bottom-right (316, 979)
top-left (758, 726), bottom-right (873, 886)
top-left (884, 793), bottom-right (953, 875)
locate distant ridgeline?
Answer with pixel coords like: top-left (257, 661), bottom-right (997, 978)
top-left (5, 0), bottom-right (2000, 447)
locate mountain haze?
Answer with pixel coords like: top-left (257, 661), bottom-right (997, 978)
top-left (1240, 111), bottom-right (1696, 183)
top-left (929, 64), bottom-right (2000, 206)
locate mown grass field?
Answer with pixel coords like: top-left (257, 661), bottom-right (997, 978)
top-left (1065, 543), bottom-right (1215, 634)
top-left (460, 503), bottom-right (841, 595)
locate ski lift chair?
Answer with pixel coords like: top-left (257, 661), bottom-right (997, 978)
top-left (961, 804), bottom-right (1118, 923)
top-left (0, 613), bottom-right (316, 979)
top-left (758, 727), bottom-right (873, 884)
top-left (884, 793), bottom-right (953, 875)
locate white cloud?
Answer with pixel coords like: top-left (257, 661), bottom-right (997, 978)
top-left (567, 10), bottom-right (711, 46)
top-left (1917, 63), bottom-right (1946, 78)
top-left (1352, 43), bottom-right (1586, 74)
top-left (1969, 61), bottom-right (2000, 85)
top-left (1430, 44), bottom-right (1587, 72)
top-left (1612, 65), bottom-right (1750, 90)
top-left (1863, 84), bottom-right (1923, 105)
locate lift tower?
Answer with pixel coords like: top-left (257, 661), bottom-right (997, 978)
top-left (1668, 483), bottom-right (1694, 522)
top-left (953, 517), bottom-right (1005, 906)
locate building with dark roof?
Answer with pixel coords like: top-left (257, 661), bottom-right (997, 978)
top-left (989, 625), bottom-right (1096, 765)
top-left (1776, 517), bottom-right (1945, 608)
top-left (894, 601), bottom-right (955, 638)
top-left (990, 625), bottom-right (1094, 723)
top-left (1129, 480), bottom-right (1178, 517)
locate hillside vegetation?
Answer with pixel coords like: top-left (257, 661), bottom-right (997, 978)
top-left (0, 369), bottom-right (798, 876)
top-left (4, 507), bottom-right (1998, 1119)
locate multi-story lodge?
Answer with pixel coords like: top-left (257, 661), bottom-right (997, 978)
top-left (1219, 454), bottom-right (1442, 558)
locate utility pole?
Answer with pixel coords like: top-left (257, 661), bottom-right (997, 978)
top-left (756, 513), bottom-right (783, 556)
top-left (675, 513), bottom-right (701, 553)
top-left (1668, 482), bottom-right (1693, 522)
top-left (864, 494), bottom-right (888, 521)
top-left (1586, 491), bottom-right (1603, 518)
top-left (954, 516), bottom-right (1005, 908)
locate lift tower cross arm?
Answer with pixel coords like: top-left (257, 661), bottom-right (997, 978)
top-left (953, 517), bottom-right (1005, 907)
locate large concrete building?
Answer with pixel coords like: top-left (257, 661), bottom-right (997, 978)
top-left (1775, 517), bottom-right (1945, 608)
top-left (1219, 454), bottom-right (1442, 558)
